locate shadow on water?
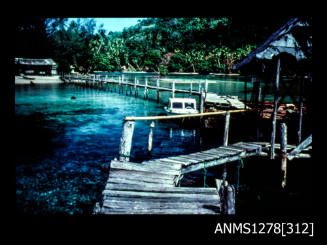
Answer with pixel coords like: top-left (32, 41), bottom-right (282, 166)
top-left (15, 112), bottom-right (66, 165)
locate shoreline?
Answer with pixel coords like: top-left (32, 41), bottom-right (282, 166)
top-left (15, 75), bottom-right (63, 84)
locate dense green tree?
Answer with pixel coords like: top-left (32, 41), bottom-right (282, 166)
top-left (15, 17), bottom-right (296, 75)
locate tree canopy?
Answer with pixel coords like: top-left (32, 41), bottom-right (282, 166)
top-left (15, 17), bottom-right (293, 75)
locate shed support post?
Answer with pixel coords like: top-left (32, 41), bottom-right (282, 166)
top-left (270, 57), bottom-right (281, 160)
top-left (280, 123), bottom-right (288, 188)
top-left (297, 77), bottom-right (304, 145)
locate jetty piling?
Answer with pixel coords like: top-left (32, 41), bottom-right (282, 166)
top-left (147, 121), bottom-right (155, 155)
top-left (119, 119), bottom-right (135, 162)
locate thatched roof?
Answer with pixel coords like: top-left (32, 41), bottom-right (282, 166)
top-left (233, 17), bottom-right (312, 71)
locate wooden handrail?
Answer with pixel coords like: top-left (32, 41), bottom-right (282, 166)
top-left (124, 109), bottom-right (250, 121)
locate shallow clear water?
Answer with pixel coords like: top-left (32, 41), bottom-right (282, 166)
top-left (15, 81), bottom-right (221, 214)
top-left (15, 73), bottom-right (308, 215)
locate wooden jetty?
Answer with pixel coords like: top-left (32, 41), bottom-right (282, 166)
top-left (94, 111), bottom-right (311, 215)
top-left (61, 73), bottom-right (203, 100)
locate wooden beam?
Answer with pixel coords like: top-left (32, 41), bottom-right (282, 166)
top-left (287, 134), bottom-right (312, 160)
top-left (125, 109), bottom-right (248, 121)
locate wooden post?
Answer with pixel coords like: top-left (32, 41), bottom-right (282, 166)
top-left (280, 123), bottom-right (287, 188)
top-left (134, 78), bottom-right (137, 97)
top-left (270, 57), bottom-right (281, 160)
top-left (222, 110), bottom-right (231, 181)
top-left (118, 76), bottom-right (121, 94)
top-left (216, 179), bottom-right (235, 214)
top-left (190, 81), bottom-right (193, 95)
top-left (297, 77), bottom-right (304, 145)
top-left (156, 79), bottom-right (160, 103)
top-left (200, 87), bottom-right (204, 113)
top-left (223, 111), bottom-right (231, 147)
top-left (144, 78), bottom-right (148, 99)
top-left (147, 121), bottom-right (155, 155)
top-left (172, 81), bottom-right (175, 98)
top-left (226, 184), bottom-right (236, 214)
top-left (119, 119), bottom-right (135, 162)
top-left (204, 78), bottom-right (208, 101)
top-left (244, 78), bottom-right (248, 109)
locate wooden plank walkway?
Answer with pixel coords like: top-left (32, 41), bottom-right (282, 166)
top-left (94, 160), bottom-right (220, 214)
top-left (94, 140), bottom-right (311, 215)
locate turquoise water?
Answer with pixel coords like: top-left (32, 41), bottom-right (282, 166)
top-left (15, 73), bottom-right (307, 215)
top-left (15, 81), bottom-right (217, 215)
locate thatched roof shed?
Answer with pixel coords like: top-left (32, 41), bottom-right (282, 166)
top-left (233, 17), bottom-right (312, 77)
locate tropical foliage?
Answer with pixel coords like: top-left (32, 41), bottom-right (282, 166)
top-left (15, 17), bottom-right (293, 75)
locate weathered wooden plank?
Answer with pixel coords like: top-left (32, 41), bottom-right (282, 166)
top-left (174, 153), bottom-right (211, 162)
top-left (101, 199), bottom-right (220, 212)
top-left (225, 145), bottom-right (257, 152)
top-left (110, 160), bottom-right (181, 176)
top-left (157, 157), bottom-right (187, 165)
top-left (169, 155), bottom-right (201, 164)
top-left (181, 155), bottom-right (242, 174)
top-left (166, 156), bottom-right (195, 165)
top-left (211, 147), bottom-right (244, 156)
top-left (102, 199), bottom-right (219, 211)
top-left (202, 149), bottom-right (229, 157)
top-left (107, 177), bottom-right (175, 187)
top-left (238, 142), bottom-right (264, 149)
top-left (218, 146), bottom-right (245, 152)
top-left (105, 183), bottom-right (218, 194)
top-left (231, 143), bottom-right (261, 151)
top-left (109, 169), bottom-right (176, 182)
top-left (142, 160), bottom-right (182, 170)
top-left (102, 189), bottom-right (219, 201)
top-left (100, 206), bottom-right (219, 215)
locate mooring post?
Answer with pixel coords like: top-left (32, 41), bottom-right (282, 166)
top-left (190, 81), bottom-right (193, 95)
top-left (169, 128), bottom-right (173, 139)
top-left (119, 119), bottom-right (135, 162)
top-left (134, 77), bottom-right (137, 97)
top-left (156, 79), bottom-right (160, 103)
top-left (172, 81), bottom-right (175, 98)
top-left (118, 76), bottom-right (121, 94)
top-left (200, 87), bottom-right (204, 113)
top-left (280, 123), bottom-right (288, 188)
top-left (270, 57), bottom-right (281, 160)
top-left (204, 78), bottom-right (208, 101)
top-left (144, 78), bottom-right (148, 99)
top-left (223, 111), bottom-right (231, 147)
top-left (147, 121), bottom-right (155, 155)
top-left (222, 110), bottom-right (231, 182)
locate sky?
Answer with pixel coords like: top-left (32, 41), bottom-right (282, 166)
top-left (69, 18), bottom-right (147, 33)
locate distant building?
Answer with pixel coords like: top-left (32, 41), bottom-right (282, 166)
top-left (15, 58), bottom-right (58, 75)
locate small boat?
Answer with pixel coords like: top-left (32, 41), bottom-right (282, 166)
top-left (164, 98), bottom-right (199, 115)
